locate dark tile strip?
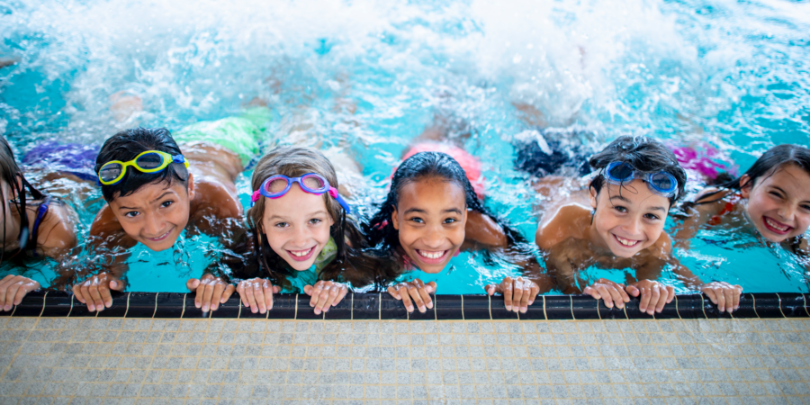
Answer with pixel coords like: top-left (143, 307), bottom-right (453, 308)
top-left (8, 291), bottom-right (808, 320)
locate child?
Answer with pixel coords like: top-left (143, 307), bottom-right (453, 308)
top-left (366, 151), bottom-right (552, 314)
top-left (535, 136), bottom-right (742, 315)
top-left (67, 125), bottom-right (257, 313)
top-left (675, 144), bottom-right (810, 261)
top-left (0, 135), bottom-right (79, 311)
top-left (235, 146), bottom-right (388, 315)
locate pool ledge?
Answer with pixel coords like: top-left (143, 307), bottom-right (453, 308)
top-left (2, 292), bottom-right (807, 320)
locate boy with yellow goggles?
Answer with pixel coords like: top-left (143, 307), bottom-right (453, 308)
top-left (97, 150), bottom-right (189, 185)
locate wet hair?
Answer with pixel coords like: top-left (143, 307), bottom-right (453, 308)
top-left (247, 146), bottom-right (393, 289)
top-left (721, 144), bottom-right (810, 193)
top-left (0, 135), bottom-right (48, 260)
top-left (366, 151), bottom-right (527, 254)
top-left (589, 136), bottom-right (687, 207)
top-left (94, 127), bottom-right (188, 202)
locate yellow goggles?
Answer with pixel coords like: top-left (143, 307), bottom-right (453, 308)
top-left (97, 150), bottom-right (189, 186)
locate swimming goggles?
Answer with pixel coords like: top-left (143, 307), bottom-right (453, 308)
top-left (604, 161), bottom-right (679, 198)
top-left (251, 173), bottom-right (351, 214)
top-left (97, 150), bottom-right (189, 186)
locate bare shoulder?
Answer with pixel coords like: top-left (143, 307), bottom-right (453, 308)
top-left (37, 203), bottom-right (78, 252)
top-left (535, 203), bottom-right (591, 251)
top-left (464, 210), bottom-right (508, 248)
top-left (190, 179), bottom-right (243, 221)
top-left (649, 232), bottom-right (673, 260)
top-left (90, 204), bottom-right (122, 237)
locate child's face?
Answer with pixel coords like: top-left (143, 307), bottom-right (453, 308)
top-left (589, 179), bottom-right (670, 258)
top-left (108, 175), bottom-right (195, 252)
top-left (261, 184), bottom-right (335, 271)
top-left (742, 164), bottom-right (810, 243)
top-left (392, 177), bottom-right (467, 274)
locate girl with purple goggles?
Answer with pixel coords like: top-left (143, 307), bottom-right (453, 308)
top-left (251, 173), bottom-right (351, 214)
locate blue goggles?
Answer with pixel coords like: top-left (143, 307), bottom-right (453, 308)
top-left (604, 161), bottom-right (679, 198)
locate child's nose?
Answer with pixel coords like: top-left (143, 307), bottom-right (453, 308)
top-left (423, 226), bottom-right (446, 248)
top-left (779, 205), bottom-right (796, 221)
top-left (144, 214), bottom-right (163, 235)
top-left (623, 217), bottom-right (642, 235)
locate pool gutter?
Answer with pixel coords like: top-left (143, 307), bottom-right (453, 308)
top-left (2, 291), bottom-right (807, 320)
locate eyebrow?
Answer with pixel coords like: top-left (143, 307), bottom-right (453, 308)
top-left (117, 190), bottom-right (174, 211)
top-left (403, 207), bottom-right (463, 215)
top-left (610, 195), bottom-right (667, 212)
top-left (267, 210), bottom-right (328, 221)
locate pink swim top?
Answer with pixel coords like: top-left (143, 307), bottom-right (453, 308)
top-left (400, 142), bottom-right (485, 200)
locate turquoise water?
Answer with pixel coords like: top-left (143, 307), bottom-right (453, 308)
top-left (1, 0), bottom-right (809, 294)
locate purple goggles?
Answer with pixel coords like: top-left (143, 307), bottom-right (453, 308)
top-left (251, 173), bottom-right (351, 214)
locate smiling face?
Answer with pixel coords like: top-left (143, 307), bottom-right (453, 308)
top-left (109, 175), bottom-right (195, 251)
top-left (588, 179), bottom-right (670, 258)
top-left (391, 176), bottom-right (467, 273)
top-left (742, 164), bottom-right (810, 243)
top-left (261, 184), bottom-right (335, 271)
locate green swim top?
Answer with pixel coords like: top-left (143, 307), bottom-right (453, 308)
top-left (173, 106), bottom-right (272, 166)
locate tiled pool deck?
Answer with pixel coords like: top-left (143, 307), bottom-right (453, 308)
top-left (2, 314), bottom-right (810, 404)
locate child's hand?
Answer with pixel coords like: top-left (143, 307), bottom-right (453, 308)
top-left (0, 275), bottom-right (40, 312)
top-left (236, 278), bottom-right (280, 314)
top-left (186, 274), bottom-right (235, 313)
top-left (625, 280), bottom-right (675, 316)
top-left (583, 278), bottom-right (630, 310)
top-left (304, 281), bottom-right (349, 315)
top-left (72, 272), bottom-right (125, 312)
top-left (387, 279), bottom-right (436, 313)
top-left (700, 282), bottom-right (742, 313)
top-left (484, 276), bottom-right (539, 314)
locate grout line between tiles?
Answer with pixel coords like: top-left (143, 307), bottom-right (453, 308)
top-left (37, 291), bottom-right (47, 317)
top-left (123, 292), bottom-right (130, 318)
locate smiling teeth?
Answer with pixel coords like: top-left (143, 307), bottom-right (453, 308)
top-left (418, 250), bottom-right (445, 259)
top-left (616, 236), bottom-right (639, 246)
top-left (766, 217), bottom-right (790, 232)
top-left (290, 248), bottom-right (313, 257)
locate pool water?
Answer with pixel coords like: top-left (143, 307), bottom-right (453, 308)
top-left (1, 0), bottom-right (809, 294)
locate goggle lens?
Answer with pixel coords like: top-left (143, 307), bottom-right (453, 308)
top-left (99, 163), bottom-right (123, 183)
top-left (135, 152), bottom-right (165, 170)
top-left (301, 174), bottom-right (327, 192)
top-left (608, 162), bottom-right (634, 181)
top-left (648, 172), bottom-right (676, 193)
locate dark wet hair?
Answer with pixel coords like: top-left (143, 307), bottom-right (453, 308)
top-left (0, 135), bottom-right (48, 259)
top-left (366, 151), bottom-right (527, 253)
top-left (725, 144), bottom-right (810, 192)
top-left (94, 127), bottom-right (188, 202)
top-left (589, 136), bottom-right (687, 207)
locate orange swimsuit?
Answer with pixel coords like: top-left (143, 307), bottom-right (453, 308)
top-left (707, 193), bottom-right (741, 226)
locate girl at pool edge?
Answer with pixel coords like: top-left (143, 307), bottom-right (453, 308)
top-left (366, 151), bottom-right (554, 314)
top-left (234, 146), bottom-right (392, 315)
top-left (0, 136), bottom-right (79, 311)
top-left (535, 136), bottom-right (742, 315)
top-left (674, 144), bottom-right (810, 265)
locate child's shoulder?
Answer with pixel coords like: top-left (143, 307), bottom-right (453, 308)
top-left (535, 203), bottom-right (592, 251)
top-left (37, 201), bottom-right (78, 251)
top-left (694, 187), bottom-right (733, 205)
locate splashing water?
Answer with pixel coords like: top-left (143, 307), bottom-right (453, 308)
top-left (1, 0), bottom-right (809, 293)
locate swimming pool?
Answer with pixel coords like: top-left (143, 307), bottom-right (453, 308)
top-left (0, 0), bottom-right (809, 294)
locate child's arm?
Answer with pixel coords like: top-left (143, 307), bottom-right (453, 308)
top-left (466, 211), bottom-right (555, 312)
top-left (56, 205), bottom-right (134, 312)
top-left (672, 189), bottom-right (729, 249)
top-left (658, 233), bottom-right (742, 314)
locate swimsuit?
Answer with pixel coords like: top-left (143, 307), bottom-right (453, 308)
top-left (22, 142), bottom-right (99, 182)
top-left (512, 128), bottom-right (592, 178)
top-left (173, 106), bottom-right (272, 167)
top-left (401, 142), bottom-right (485, 200)
top-left (707, 193), bottom-right (741, 226)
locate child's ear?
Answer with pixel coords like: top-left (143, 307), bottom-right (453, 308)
top-left (740, 174), bottom-right (752, 199)
top-left (589, 186), bottom-right (598, 210)
top-left (186, 173), bottom-right (196, 200)
top-left (391, 206), bottom-right (400, 231)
